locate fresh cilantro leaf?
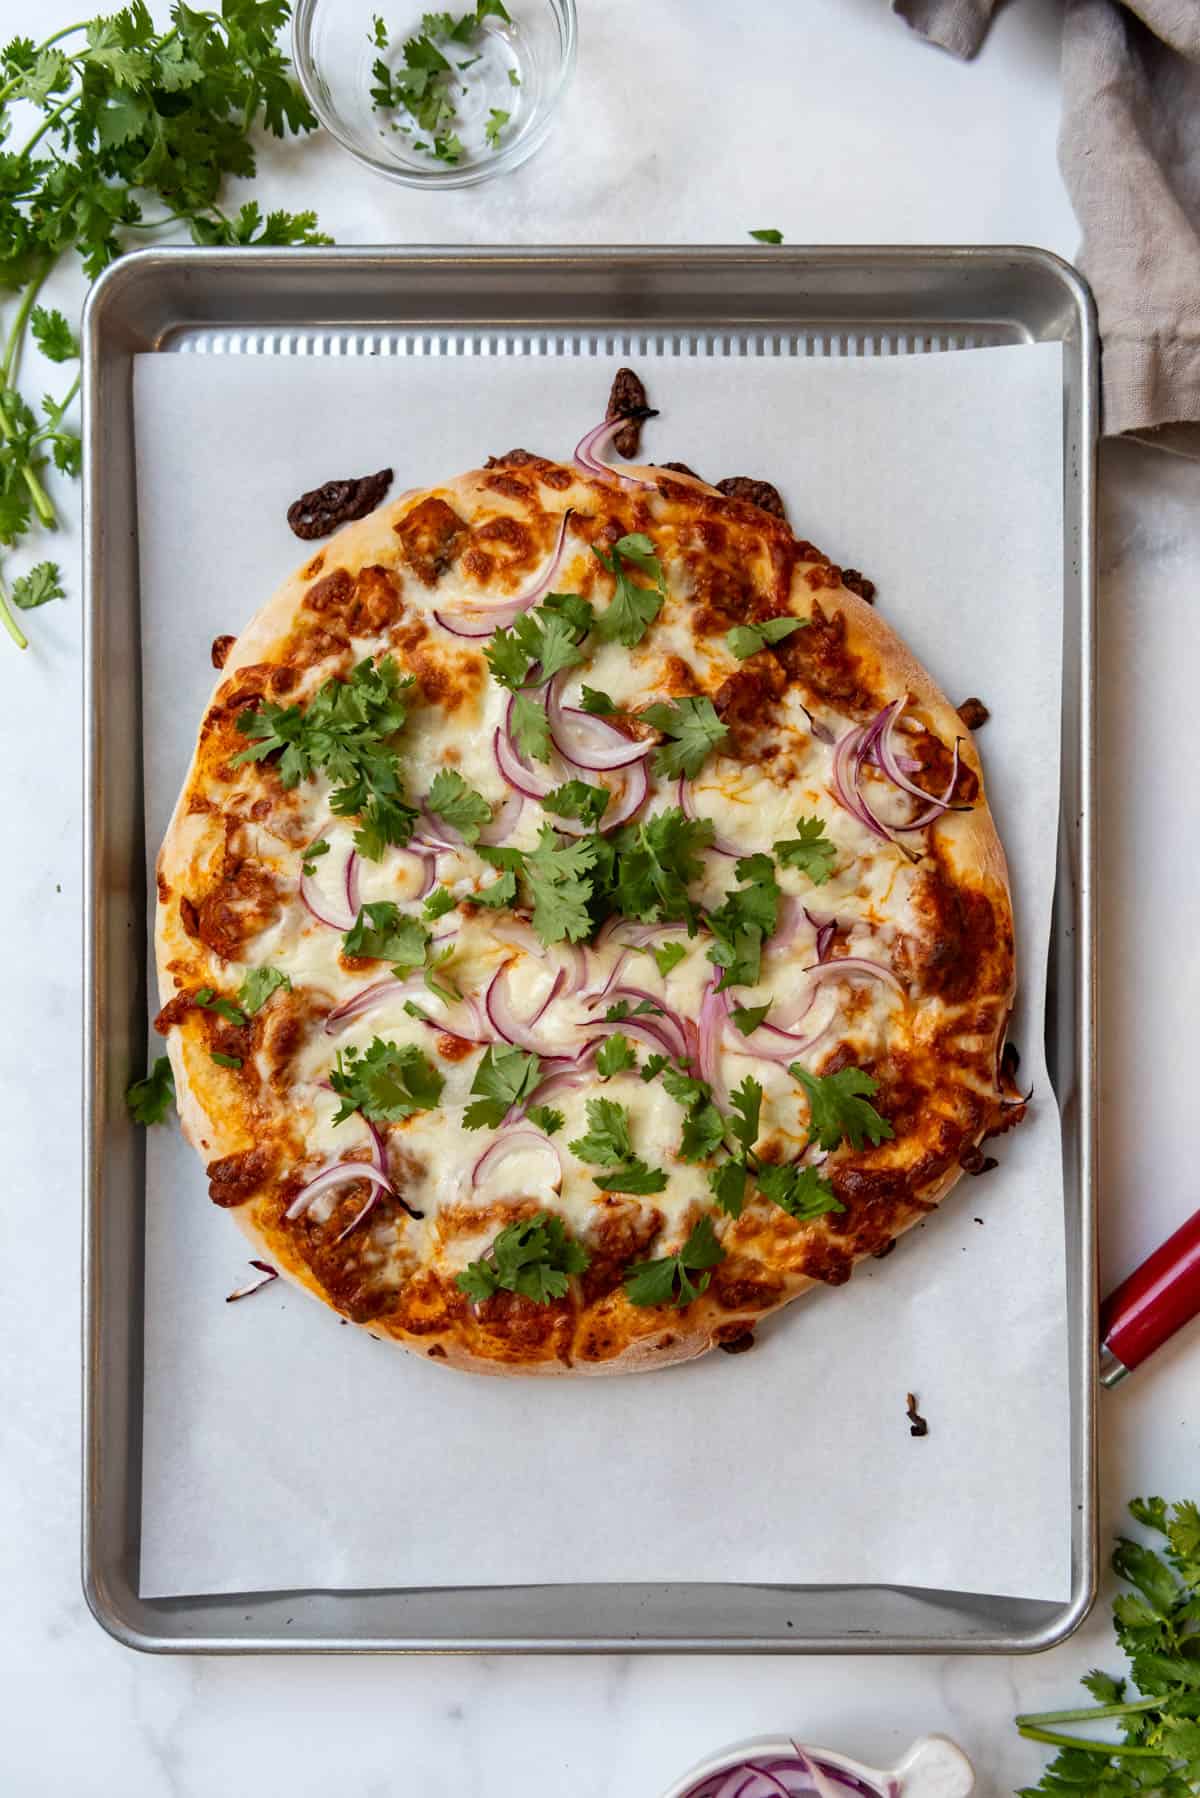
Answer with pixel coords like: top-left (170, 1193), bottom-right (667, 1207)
top-left (526, 1104), bottom-right (564, 1136)
top-left (11, 561), bottom-right (64, 611)
top-left (652, 940), bottom-right (688, 977)
top-left (30, 306), bottom-right (77, 363)
top-left (774, 814), bottom-right (837, 885)
top-left (126, 1055), bottom-right (175, 1125)
top-left (594, 1158), bottom-right (669, 1195)
top-left (463, 1042), bottom-right (541, 1129)
top-left (520, 825), bottom-right (597, 944)
top-left (510, 690), bottom-right (552, 763)
top-left (708, 1160), bottom-right (748, 1217)
top-left (507, 65), bottom-right (520, 84)
top-left (592, 533), bottom-right (666, 648)
top-left (678, 1102), bottom-right (726, 1163)
top-left (543, 778), bottom-right (609, 829)
top-left (370, 12), bottom-right (389, 46)
top-left (343, 903), bottom-right (430, 973)
top-left (488, 599), bottom-right (592, 691)
top-left (624, 1215), bottom-right (724, 1307)
top-left (476, 0), bottom-right (513, 19)
top-left (791, 1065), bottom-right (894, 1151)
top-left (423, 885), bottom-right (456, 919)
top-left (568, 1096), bottom-right (633, 1166)
top-left (640, 1053), bottom-right (668, 1082)
top-left (604, 998), bottom-right (660, 1021)
top-left (730, 1001), bottom-right (771, 1035)
top-left (484, 106), bottom-right (509, 148)
top-left (210, 1050), bottom-right (243, 1070)
top-left (726, 616), bottom-right (805, 658)
top-left (609, 807), bottom-right (713, 926)
top-left (756, 1162), bottom-right (842, 1221)
top-left (234, 657), bottom-right (417, 859)
top-left (580, 685), bottom-right (617, 715)
top-left (330, 1037), bottom-right (444, 1124)
top-left (427, 766), bottom-right (491, 843)
top-left (706, 853), bottom-right (781, 990)
top-left (193, 986), bottom-right (247, 1027)
top-left (456, 1209), bottom-right (588, 1306)
top-left (642, 695), bottom-right (728, 780)
top-left (660, 1065), bottom-right (709, 1110)
top-left (433, 131), bottom-right (465, 163)
top-left (301, 838), bottom-right (329, 877)
top-left (423, 944), bottom-right (461, 1004)
top-left (728, 1076), bottom-right (763, 1159)
top-left (237, 967), bottom-right (291, 1016)
top-left (485, 624), bottom-right (535, 690)
top-left (749, 228), bottom-right (784, 244)
top-left (595, 1033), bottom-right (637, 1077)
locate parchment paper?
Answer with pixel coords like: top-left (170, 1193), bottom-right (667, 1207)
top-left (135, 340), bottom-right (1068, 1601)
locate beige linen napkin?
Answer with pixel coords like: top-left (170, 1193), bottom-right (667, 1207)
top-left (895, 0), bottom-right (1200, 456)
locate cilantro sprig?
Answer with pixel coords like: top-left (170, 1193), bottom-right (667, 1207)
top-left (463, 1042), bottom-right (541, 1129)
top-left (343, 902), bottom-right (430, 973)
top-left (0, 2), bottom-right (329, 653)
top-left (486, 592), bottom-right (594, 692)
top-left (126, 1054), bottom-right (175, 1125)
top-left (706, 852), bottom-right (782, 990)
top-left (592, 533), bottom-right (667, 648)
top-left (567, 1097), bottom-right (668, 1195)
top-left (236, 966), bottom-right (291, 1015)
top-left (233, 656), bottom-right (418, 859)
top-left (329, 1037), bottom-right (444, 1123)
top-left (641, 695), bottom-right (729, 780)
top-left (1016, 1497), bottom-right (1200, 1796)
top-left (456, 1209), bottom-right (589, 1306)
top-left (773, 815), bottom-right (837, 884)
top-left (426, 767), bottom-right (492, 843)
top-left (726, 616), bottom-right (806, 659)
top-left (624, 1215), bottom-right (724, 1308)
top-left (792, 1065), bottom-right (894, 1151)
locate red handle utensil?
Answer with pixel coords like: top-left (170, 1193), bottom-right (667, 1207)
top-left (1099, 1204), bottom-right (1200, 1387)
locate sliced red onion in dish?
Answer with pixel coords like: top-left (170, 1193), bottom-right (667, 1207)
top-left (434, 509), bottom-right (575, 637)
top-left (592, 985), bottom-right (690, 1062)
top-left (299, 830), bottom-right (358, 931)
top-left (592, 1012), bottom-right (684, 1067)
top-left (871, 698), bottom-right (967, 821)
top-left (832, 701), bottom-right (967, 844)
top-left (677, 773), bottom-right (738, 857)
top-left (553, 758), bottom-right (650, 836)
top-left (546, 672), bottom-right (656, 771)
top-left (471, 1127), bottom-right (563, 1194)
top-left (798, 702), bottom-right (837, 747)
top-left (413, 810), bottom-right (463, 852)
top-left (573, 414), bottom-right (659, 489)
top-left (593, 917), bottom-right (681, 952)
top-left (697, 973), bottom-right (730, 1111)
top-left (225, 1259), bottom-right (278, 1303)
top-left (680, 1749), bottom-right (894, 1798)
top-left (522, 1059), bottom-right (596, 1109)
top-left (528, 966), bottom-right (566, 1027)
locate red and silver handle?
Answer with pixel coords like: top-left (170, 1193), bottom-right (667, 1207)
top-left (1100, 1204), bottom-right (1200, 1387)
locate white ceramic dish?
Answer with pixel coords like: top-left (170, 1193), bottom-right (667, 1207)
top-left (659, 1734), bottom-right (974, 1798)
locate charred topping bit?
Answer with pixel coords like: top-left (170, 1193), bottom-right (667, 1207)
top-left (959, 1144), bottom-right (1000, 1177)
top-left (841, 568), bottom-right (877, 605)
top-left (957, 696), bottom-right (990, 730)
top-left (225, 1260), bottom-right (278, 1303)
top-left (286, 468), bottom-right (394, 541)
top-left (607, 367), bottom-right (651, 459)
top-left (717, 1329), bottom-right (757, 1355)
top-left (211, 633), bottom-right (236, 669)
top-left (715, 475), bottom-right (787, 521)
top-left (872, 1238), bottom-right (897, 1260)
top-left (658, 460), bottom-right (703, 480)
top-left (905, 1392), bottom-right (929, 1438)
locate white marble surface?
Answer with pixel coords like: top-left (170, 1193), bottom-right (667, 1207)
top-left (2, 0), bottom-right (1198, 1792)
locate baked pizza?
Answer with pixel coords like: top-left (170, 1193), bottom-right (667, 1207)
top-left (151, 410), bottom-right (1025, 1375)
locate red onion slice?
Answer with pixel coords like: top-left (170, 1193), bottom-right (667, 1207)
top-left (286, 1161), bottom-right (394, 1221)
top-left (471, 1126), bottom-right (563, 1193)
top-left (553, 759), bottom-right (650, 836)
top-left (494, 693), bottom-right (558, 799)
top-left (478, 789), bottom-right (524, 846)
top-left (299, 830), bottom-right (358, 931)
top-left (831, 724), bottom-right (890, 842)
top-left (434, 510), bottom-right (575, 636)
top-left (697, 973), bottom-right (729, 1111)
top-left (800, 956), bottom-right (905, 1000)
top-left (677, 773), bottom-right (739, 857)
top-left (485, 960), bottom-right (577, 1055)
top-left (681, 1751), bottom-right (889, 1798)
top-left (546, 672), bottom-right (655, 771)
top-left (324, 975), bottom-right (428, 1034)
top-left (803, 907), bottom-right (837, 962)
top-left (225, 1260), bottom-right (278, 1302)
top-left (573, 415), bottom-right (659, 489)
top-left (594, 986), bottom-right (690, 1061)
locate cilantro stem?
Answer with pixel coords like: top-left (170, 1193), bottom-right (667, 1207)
top-left (2, 264), bottom-right (49, 388)
top-left (1016, 1698), bottom-right (1161, 1727)
top-left (0, 574), bottom-right (28, 650)
top-left (1014, 1724), bottom-right (1165, 1758)
top-left (20, 92), bottom-right (80, 162)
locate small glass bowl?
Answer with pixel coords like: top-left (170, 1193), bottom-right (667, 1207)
top-left (292, 0), bottom-right (576, 189)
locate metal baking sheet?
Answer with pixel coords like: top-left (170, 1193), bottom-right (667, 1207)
top-left (82, 246), bottom-right (1097, 1654)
